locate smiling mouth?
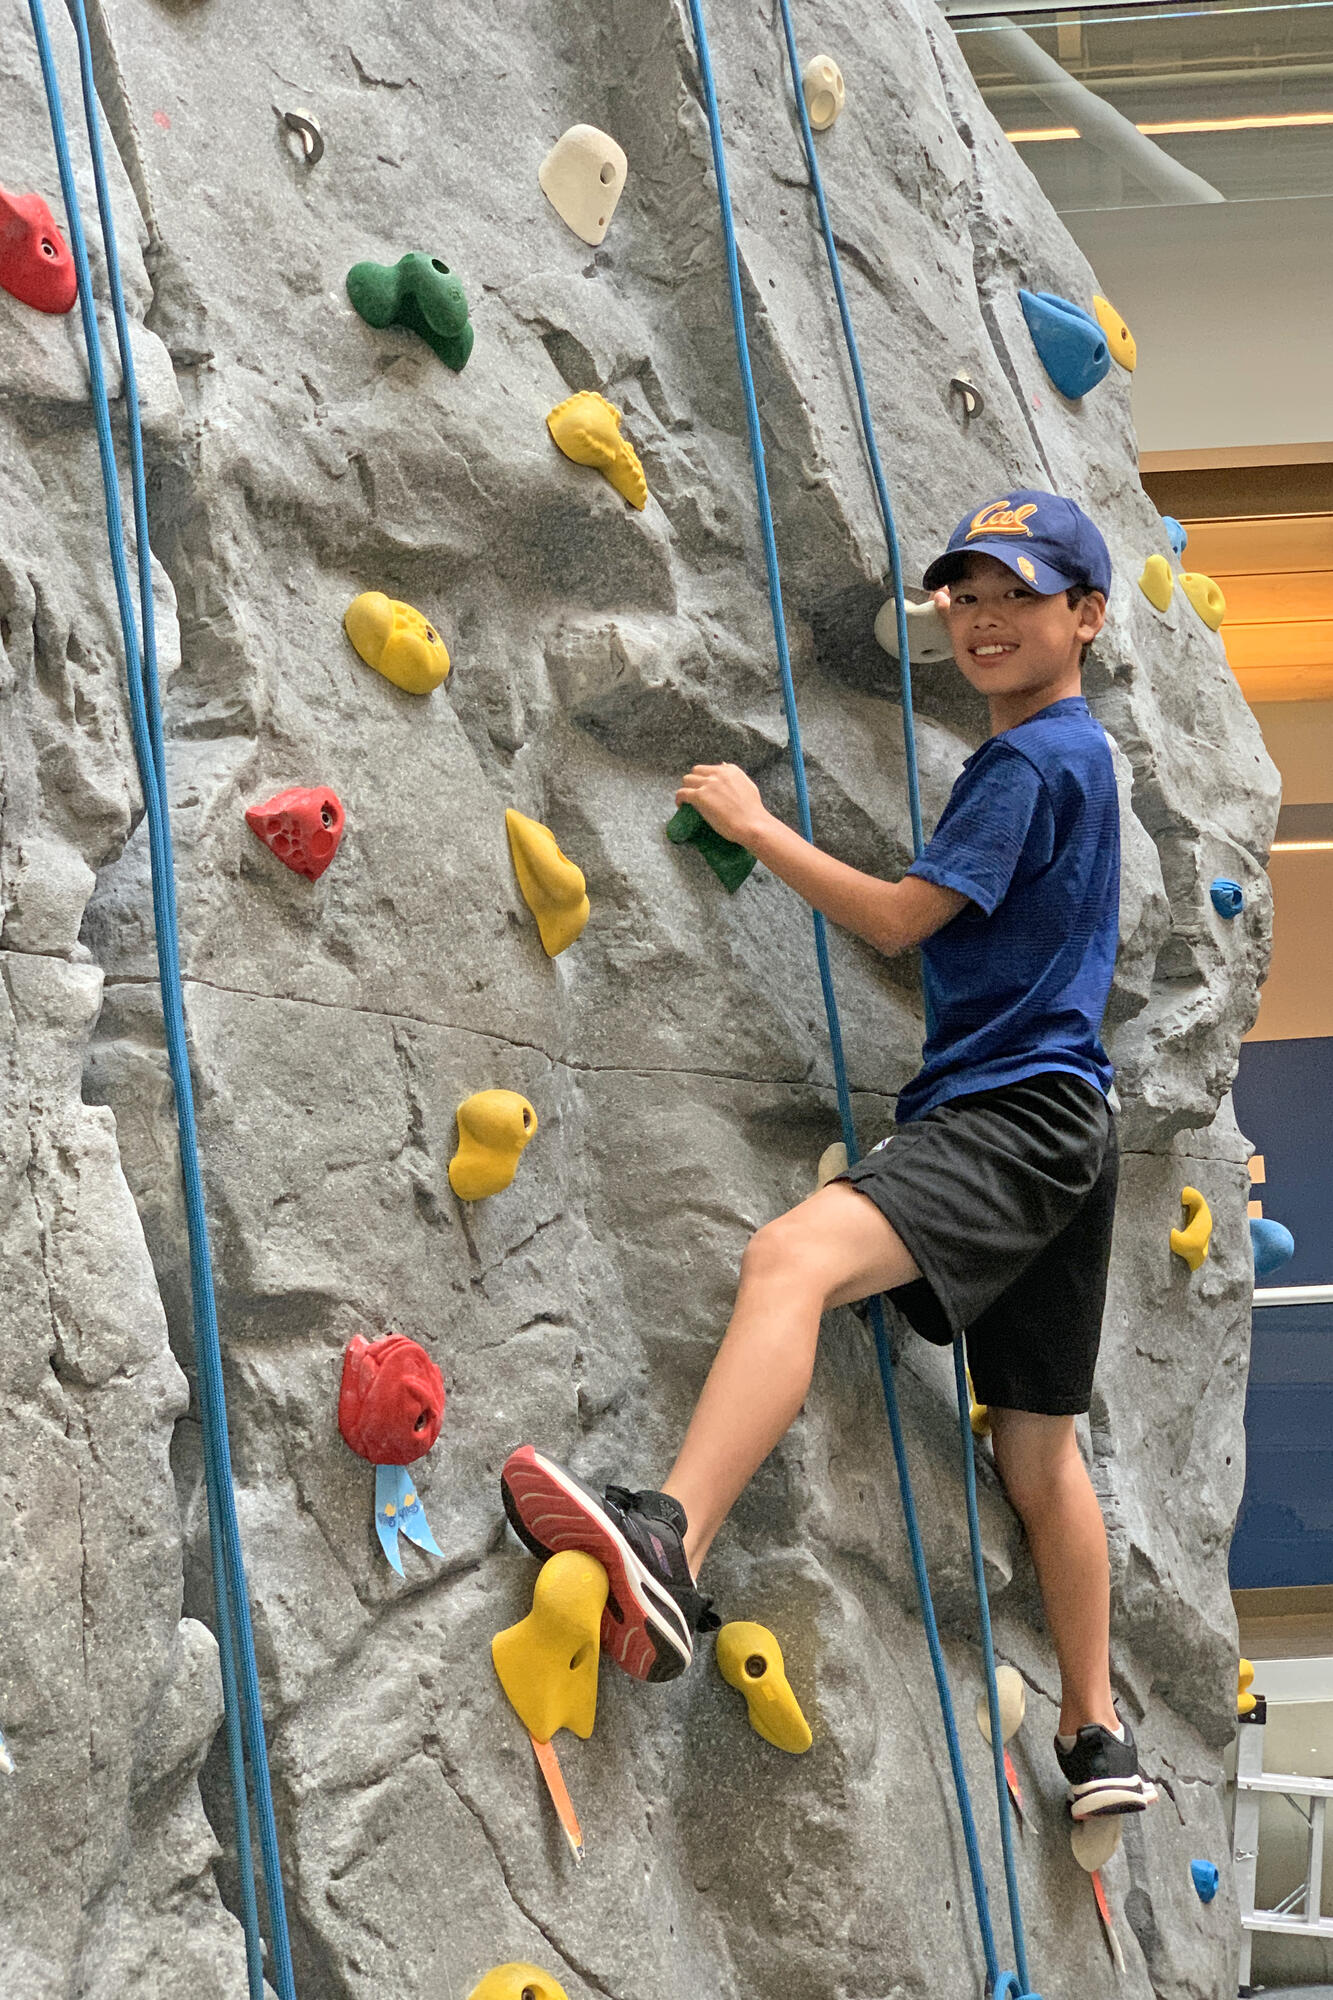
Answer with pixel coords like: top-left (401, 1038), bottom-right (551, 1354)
top-left (970, 643), bottom-right (1018, 660)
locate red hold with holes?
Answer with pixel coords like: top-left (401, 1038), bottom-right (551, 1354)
top-left (245, 785), bottom-right (345, 881)
top-left (338, 1334), bottom-right (445, 1465)
top-left (0, 186), bottom-right (76, 314)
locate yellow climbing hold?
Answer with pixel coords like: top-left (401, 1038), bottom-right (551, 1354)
top-left (1170, 1186), bottom-right (1212, 1272)
top-left (546, 392), bottom-right (647, 510)
top-left (343, 590), bottom-right (451, 695)
top-left (716, 1620), bottom-right (812, 1755)
top-left (505, 809), bottom-right (590, 957)
top-left (1092, 293), bottom-right (1137, 371)
top-left (492, 1549), bottom-right (609, 1743)
top-left (448, 1089), bottom-right (538, 1200)
top-left (1138, 555), bottom-right (1174, 613)
top-left (816, 1140), bottom-right (849, 1189)
top-left (967, 1367), bottom-right (991, 1439)
top-left (1179, 571), bottom-right (1226, 631)
top-left (1238, 1658), bottom-right (1258, 1716)
top-left (466, 1968), bottom-right (570, 2000)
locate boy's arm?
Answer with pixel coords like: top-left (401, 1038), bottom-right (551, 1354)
top-left (676, 763), bottom-right (967, 956)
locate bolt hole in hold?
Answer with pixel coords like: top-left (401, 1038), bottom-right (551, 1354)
top-left (321, 803), bottom-right (335, 827)
top-left (523, 1990), bottom-right (537, 2000)
top-left (432, 258), bottom-right (450, 273)
top-left (522, 1108), bottom-right (534, 1130)
top-left (41, 238), bottom-right (57, 258)
top-left (744, 1654), bottom-right (768, 1679)
top-left (599, 161), bottom-right (616, 183)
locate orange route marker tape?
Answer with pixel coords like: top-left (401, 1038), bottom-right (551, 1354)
top-left (531, 1734), bottom-right (585, 1864)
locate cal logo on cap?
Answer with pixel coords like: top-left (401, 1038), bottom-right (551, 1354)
top-left (966, 500), bottom-right (1038, 541)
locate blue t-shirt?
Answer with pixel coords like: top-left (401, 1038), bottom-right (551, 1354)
top-left (896, 696), bottom-right (1119, 1123)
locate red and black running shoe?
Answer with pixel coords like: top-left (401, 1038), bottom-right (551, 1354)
top-left (501, 1445), bottom-right (719, 1683)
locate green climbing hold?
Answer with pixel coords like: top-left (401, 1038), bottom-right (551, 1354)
top-left (345, 252), bottom-right (474, 372)
top-left (667, 802), bottom-right (756, 893)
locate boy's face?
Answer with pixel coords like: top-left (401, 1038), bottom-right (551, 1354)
top-left (938, 552), bottom-right (1106, 702)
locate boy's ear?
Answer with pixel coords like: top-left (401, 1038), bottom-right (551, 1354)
top-left (1077, 591), bottom-right (1108, 642)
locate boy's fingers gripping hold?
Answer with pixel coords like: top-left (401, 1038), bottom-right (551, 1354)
top-left (675, 762), bottom-right (765, 845)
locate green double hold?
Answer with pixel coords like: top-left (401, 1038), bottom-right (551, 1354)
top-left (346, 252), bottom-right (474, 372)
top-left (667, 803), bottom-right (756, 893)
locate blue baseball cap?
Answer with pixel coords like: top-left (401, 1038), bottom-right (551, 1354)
top-left (923, 489), bottom-right (1112, 598)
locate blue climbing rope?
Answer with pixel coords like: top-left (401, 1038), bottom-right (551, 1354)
top-left (682, 2), bottom-right (1039, 1993)
top-left (771, 7), bottom-right (1037, 1993)
top-left (28, 5), bottom-right (297, 1994)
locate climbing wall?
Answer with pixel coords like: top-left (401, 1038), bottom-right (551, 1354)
top-left (0, 0), bottom-right (1279, 1995)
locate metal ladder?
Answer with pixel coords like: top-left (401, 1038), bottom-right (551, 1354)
top-left (1233, 1691), bottom-right (1333, 1994)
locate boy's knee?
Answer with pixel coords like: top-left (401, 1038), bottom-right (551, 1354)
top-left (742, 1211), bottom-right (826, 1292)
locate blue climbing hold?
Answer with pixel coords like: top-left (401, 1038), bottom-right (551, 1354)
top-left (1163, 515), bottom-right (1188, 559)
top-left (1190, 1859), bottom-right (1219, 1904)
top-left (1210, 878), bottom-right (1244, 919)
top-left (1251, 1217), bottom-right (1296, 1278)
top-left (1018, 289), bottom-right (1111, 400)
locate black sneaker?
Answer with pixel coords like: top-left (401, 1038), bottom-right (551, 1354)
top-left (1056, 1711), bottom-right (1159, 1819)
top-left (501, 1444), bottom-right (719, 1684)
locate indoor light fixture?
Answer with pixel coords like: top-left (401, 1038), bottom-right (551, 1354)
top-left (1006, 110), bottom-right (1333, 142)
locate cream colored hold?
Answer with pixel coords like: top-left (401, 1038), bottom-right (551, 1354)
top-left (976, 1663), bottom-right (1026, 1746)
top-left (874, 594), bottom-right (954, 663)
top-left (802, 54), bottom-right (845, 130)
top-left (1071, 1815), bottom-right (1124, 1872)
top-left (538, 125), bottom-right (628, 246)
top-left (816, 1141), bottom-right (849, 1189)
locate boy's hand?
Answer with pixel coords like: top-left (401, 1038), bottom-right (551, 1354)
top-left (676, 764), bottom-right (768, 846)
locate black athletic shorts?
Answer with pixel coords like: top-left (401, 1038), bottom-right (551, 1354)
top-left (839, 1070), bottom-right (1118, 1417)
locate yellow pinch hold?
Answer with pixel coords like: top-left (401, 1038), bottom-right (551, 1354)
top-left (505, 809), bottom-right (590, 956)
top-left (1092, 293), bottom-right (1137, 371)
top-left (546, 391), bottom-right (648, 510)
top-left (1170, 1186), bottom-right (1212, 1272)
top-left (448, 1089), bottom-right (538, 1200)
top-left (1238, 1658), bottom-right (1258, 1717)
top-left (1179, 571), bottom-right (1226, 631)
top-left (343, 590), bottom-right (451, 694)
top-left (491, 1549), bottom-right (609, 1743)
top-left (1138, 555), bottom-right (1174, 613)
top-left (966, 1366), bottom-right (991, 1438)
top-left (716, 1620), bottom-right (812, 1755)
top-left (466, 1967), bottom-right (570, 2000)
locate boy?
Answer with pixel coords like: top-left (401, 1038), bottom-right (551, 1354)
top-left (502, 489), bottom-right (1156, 1821)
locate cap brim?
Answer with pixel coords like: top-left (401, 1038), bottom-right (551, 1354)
top-left (922, 541), bottom-right (1083, 596)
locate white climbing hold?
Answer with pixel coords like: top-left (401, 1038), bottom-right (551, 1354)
top-left (874, 595), bottom-right (954, 664)
top-left (1071, 1815), bottom-right (1123, 1872)
top-left (538, 125), bottom-right (628, 247)
top-left (976, 1663), bottom-right (1026, 1746)
top-left (802, 55), bottom-right (845, 131)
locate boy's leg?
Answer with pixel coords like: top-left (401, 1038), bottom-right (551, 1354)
top-left (986, 1407), bottom-right (1117, 1736)
top-left (665, 1181), bottom-right (920, 1575)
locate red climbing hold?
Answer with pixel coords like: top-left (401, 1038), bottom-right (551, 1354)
top-left (338, 1334), bottom-right (446, 1466)
top-left (0, 186), bottom-right (76, 314)
top-left (244, 785), bottom-right (345, 881)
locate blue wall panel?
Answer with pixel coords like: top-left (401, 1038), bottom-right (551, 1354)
top-left (1230, 1042), bottom-right (1333, 1589)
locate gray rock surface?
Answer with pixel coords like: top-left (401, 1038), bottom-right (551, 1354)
top-left (0, 0), bottom-right (1277, 1995)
